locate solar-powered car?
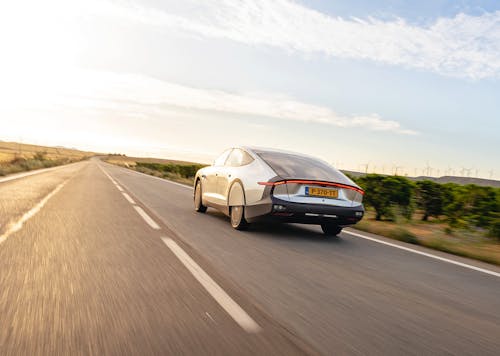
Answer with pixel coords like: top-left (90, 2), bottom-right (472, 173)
top-left (193, 147), bottom-right (364, 236)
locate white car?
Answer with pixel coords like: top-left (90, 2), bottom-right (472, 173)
top-left (194, 147), bottom-right (364, 236)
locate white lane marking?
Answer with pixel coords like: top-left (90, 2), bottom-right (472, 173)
top-left (122, 192), bottom-right (135, 204)
top-left (162, 237), bottom-right (261, 333)
top-left (98, 164), bottom-right (116, 183)
top-left (0, 180), bottom-right (67, 244)
top-left (133, 206), bottom-right (160, 230)
top-left (99, 164), bottom-right (126, 194)
top-left (343, 230), bottom-right (500, 278)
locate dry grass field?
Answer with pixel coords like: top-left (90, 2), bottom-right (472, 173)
top-left (0, 141), bottom-right (95, 175)
top-left (0, 141), bottom-right (93, 162)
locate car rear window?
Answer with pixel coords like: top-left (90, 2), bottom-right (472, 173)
top-left (255, 150), bottom-right (357, 187)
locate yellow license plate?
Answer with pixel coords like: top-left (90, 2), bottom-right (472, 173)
top-left (306, 187), bottom-right (338, 199)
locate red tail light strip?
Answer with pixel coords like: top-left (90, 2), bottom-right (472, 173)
top-left (258, 180), bottom-right (364, 195)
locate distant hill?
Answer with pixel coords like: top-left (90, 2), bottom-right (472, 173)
top-left (341, 170), bottom-right (500, 188)
top-left (413, 175), bottom-right (500, 188)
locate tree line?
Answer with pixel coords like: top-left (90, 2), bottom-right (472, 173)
top-left (353, 174), bottom-right (500, 239)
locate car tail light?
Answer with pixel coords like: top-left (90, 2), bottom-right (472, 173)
top-left (258, 180), bottom-right (364, 195)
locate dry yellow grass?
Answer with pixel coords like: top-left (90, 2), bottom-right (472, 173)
top-left (105, 154), bottom-right (200, 166)
top-left (0, 141), bottom-right (96, 176)
top-left (0, 141), bottom-right (94, 162)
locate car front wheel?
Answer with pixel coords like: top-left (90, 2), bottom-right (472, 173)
top-left (321, 223), bottom-right (342, 236)
top-left (194, 180), bottom-right (207, 213)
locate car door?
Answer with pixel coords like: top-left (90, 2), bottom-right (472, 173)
top-left (202, 149), bottom-right (231, 204)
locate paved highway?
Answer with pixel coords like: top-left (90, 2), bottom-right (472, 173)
top-left (1, 159), bottom-right (499, 355)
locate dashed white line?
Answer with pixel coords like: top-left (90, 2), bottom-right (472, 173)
top-left (343, 230), bottom-right (500, 278)
top-left (122, 192), bottom-right (135, 204)
top-left (100, 164), bottom-right (161, 229)
top-left (162, 237), bottom-right (261, 333)
top-left (0, 180), bottom-right (67, 244)
top-left (134, 206), bottom-right (161, 230)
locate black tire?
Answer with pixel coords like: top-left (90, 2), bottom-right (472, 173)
top-left (194, 180), bottom-right (207, 213)
top-left (230, 205), bottom-right (248, 230)
top-left (321, 223), bottom-right (342, 236)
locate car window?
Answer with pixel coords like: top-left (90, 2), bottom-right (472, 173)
top-left (225, 149), bottom-right (254, 167)
top-left (254, 150), bottom-right (357, 186)
top-left (213, 149), bottom-right (232, 166)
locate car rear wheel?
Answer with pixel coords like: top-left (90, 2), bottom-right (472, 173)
top-left (194, 180), bottom-right (207, 213)
top-left (321, 223), bottom-right (342, 236)
top-left (230, 205), bottom-right (248, 230)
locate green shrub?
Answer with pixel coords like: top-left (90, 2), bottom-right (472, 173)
top-left (416, 180), bottom-right (444, 221)
top-left (488, 217), bottom-right (500, 240)
top-left (135, 162), bottom-right (205, 178)
top-left (356, 174), bottom-right (415, 221)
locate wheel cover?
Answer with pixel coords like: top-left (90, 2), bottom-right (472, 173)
top-left (231, 206), bottom-right (243, 226)
top-left (194, 182), bottom-right (201, 208)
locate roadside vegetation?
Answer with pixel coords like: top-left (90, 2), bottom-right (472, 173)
top-left (105, 155), bottom-right (206, 185)
top-left (0, 142), bottom-right (93, 176)
top-left (351, 174), bottom-right (500, 265)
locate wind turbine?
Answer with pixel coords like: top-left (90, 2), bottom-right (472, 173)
top-left (425, 161), bottom-right (433, 177)
top-left (488, 170), bottom-right (494, 179)
top-left (393, 165), bottom-right (403, 176)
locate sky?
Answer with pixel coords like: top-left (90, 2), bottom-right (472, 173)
top-left (0, 0), bottom-right (499, 178)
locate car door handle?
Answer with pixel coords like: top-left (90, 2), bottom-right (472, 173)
top-left (215, 173), bottom-right (218, 176)
top-left (201, 174), bottom-right (206, 178)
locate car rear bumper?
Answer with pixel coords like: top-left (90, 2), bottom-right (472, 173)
top-left (246, 196), bottom-right (364, 226)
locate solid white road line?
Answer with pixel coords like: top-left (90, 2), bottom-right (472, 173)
top-left (115, 184), bottom-right (124, 192)
top-left (0, 180), bottom-right (67, 244)
top-left (133, 206), bottom-right (161, 230)
top-left (161, 237), bottom-right (262, 333)
top-left (343, 230), bottom-right (500, 278)
top-left (122, 192), bottom-right (135, 204)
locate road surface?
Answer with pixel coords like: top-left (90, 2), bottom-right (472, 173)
top-left (1, 159), bottom-right (499, 355)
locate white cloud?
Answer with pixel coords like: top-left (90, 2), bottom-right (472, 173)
top-left (91, 0), bottom-right (500, 80)
top-left (20, 69), bottom-right (415, 135)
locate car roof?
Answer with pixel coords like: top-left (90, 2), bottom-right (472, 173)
top-left (240, 146), bottom-right (315, 159)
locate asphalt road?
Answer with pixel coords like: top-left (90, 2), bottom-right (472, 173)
top-left (1, 159), bottom-right (499, 355)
